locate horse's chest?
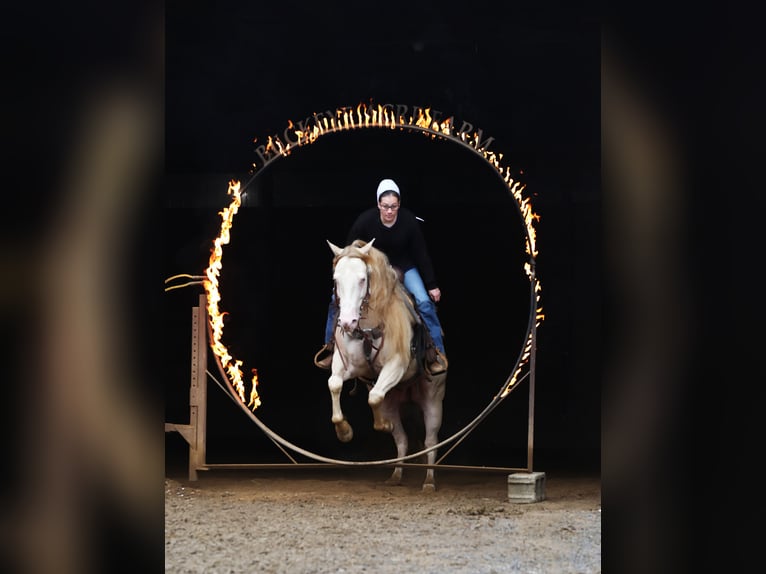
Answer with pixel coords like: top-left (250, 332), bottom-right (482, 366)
top-left (343, 337), bottom-right (382, 373)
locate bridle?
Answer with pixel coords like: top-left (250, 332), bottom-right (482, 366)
top-left (332, 257), bottom-right (385, 368)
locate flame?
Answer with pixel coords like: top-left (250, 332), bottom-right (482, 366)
top-left (266, 102), bottom-right (541, 258)
top-left (203, 180), bottom-right (261, 410)
top-left (208, 102), bottom-right (543, 409)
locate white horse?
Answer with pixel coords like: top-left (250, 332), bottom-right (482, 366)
top-left (325, 239), bottom-right (447, 491)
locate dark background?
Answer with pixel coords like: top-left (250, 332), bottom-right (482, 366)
top-left (164, 3), bottom-right (601, 475)
top-left (3, 2), bottom-right (757, 572)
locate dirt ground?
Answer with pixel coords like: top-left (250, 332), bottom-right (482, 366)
top-left (165, 466), bottom-right (601, 573)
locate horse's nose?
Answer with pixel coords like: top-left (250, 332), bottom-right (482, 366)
top-left (338, 314), bottom-right (358, 331)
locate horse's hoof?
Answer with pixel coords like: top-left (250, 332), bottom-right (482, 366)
top-left (422, 483), bottom-right (436, 493)
top-left (373, 420), bottom-right (393, 433)
top-left (385, 469), bottom-right (403, 486)
top-left (384, 474), bottom-right (403, 486)
top-left (334, 420), bottom-right (353, 443)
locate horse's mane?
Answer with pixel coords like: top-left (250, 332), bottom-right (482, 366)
top-left (334, 239), bottom-right (414, 359)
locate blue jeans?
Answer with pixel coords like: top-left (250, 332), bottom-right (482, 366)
top-left (324, 267), bottom-right (445, 354)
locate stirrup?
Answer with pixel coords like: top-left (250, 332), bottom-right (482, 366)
top-left (427, 350), bottom-right (448, 375)
top-left (313, 344), bottom-right (334, 369)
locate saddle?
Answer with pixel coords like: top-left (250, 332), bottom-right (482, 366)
top-left (412, 321), bottom-right (438, 375)
top-left (397, 283), bottom-right (438, 376)
top-left (353, 323), bottom-right (435, 393)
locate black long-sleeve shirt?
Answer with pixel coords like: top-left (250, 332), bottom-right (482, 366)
top-left (346, 207), bottom-right (438, 290)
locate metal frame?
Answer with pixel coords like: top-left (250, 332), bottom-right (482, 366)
top-left (165, 293), bottom-right (538, 480)
top-left (164, 293), bottom-right (208, 480)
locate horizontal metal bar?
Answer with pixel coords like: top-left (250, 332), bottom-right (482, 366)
top-left (197, 463), bottom-right (527, 473)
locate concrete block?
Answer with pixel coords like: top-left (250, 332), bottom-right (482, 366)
top-left (507, 472), bottom-right (546, 503)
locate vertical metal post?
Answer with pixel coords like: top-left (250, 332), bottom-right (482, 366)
top-left (526, 287), bottom-right (538, 473)
top-left (188, 293), bottom-right (208, 480)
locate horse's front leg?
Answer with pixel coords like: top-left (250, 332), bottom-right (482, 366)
top-left (328, 369), bottom-right (352, 443)
top-left (367, 361), bottom-right (407, 433)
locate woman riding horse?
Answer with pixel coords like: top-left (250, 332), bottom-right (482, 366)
top-left (315, 178), bottom-right (448, 375)
top-left (323, 238), bottom-right (447, 490)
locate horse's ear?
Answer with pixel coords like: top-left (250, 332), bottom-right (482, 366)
top-left (327, 240), bottom-right (343, 256)
top-left (359, 238), bottom-right (376, 254)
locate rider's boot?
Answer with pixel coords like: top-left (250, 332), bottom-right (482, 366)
top-left (427, 349), bottom-right (448, 375)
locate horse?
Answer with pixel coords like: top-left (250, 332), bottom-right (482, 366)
top-left (324, 238), bottom-right (447, 491)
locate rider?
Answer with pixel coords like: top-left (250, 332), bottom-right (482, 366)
top-left (314, 178), bottom-right (448, 374)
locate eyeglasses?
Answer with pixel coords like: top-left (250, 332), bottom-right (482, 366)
top-left (379, 203), bottom-right (399, 211)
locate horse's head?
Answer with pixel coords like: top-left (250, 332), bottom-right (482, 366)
top-left (328, 239), bottom-right (376, 334)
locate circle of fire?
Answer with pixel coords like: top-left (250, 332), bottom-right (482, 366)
top-left (204, 102), bottom-right (543, 411)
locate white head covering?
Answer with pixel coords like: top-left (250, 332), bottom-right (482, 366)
top-left (376, 178), bottom-right (400, 202)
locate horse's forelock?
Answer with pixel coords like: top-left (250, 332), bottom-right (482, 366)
top-left (332, 242), bottom-right (380, 275)
top-left (332, 241), bottom-right (369, 268)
